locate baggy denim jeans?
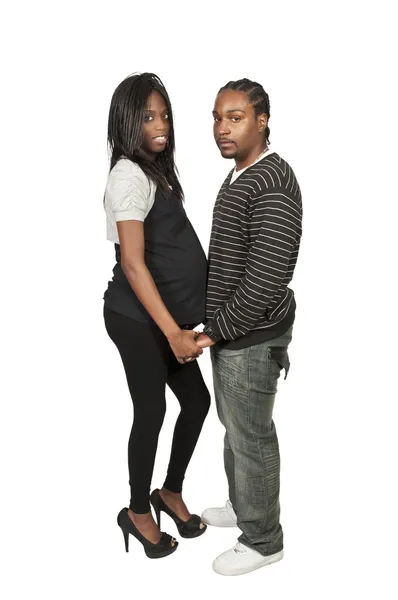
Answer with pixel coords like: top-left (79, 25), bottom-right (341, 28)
top-left (210, 327), bottom-right (293, 556)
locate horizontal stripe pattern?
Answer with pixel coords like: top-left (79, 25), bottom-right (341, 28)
top-left (206, 153), bottom-right (302, 341)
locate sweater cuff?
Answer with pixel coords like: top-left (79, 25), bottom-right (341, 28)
top-left (203, 322), bottom-right (223, 342)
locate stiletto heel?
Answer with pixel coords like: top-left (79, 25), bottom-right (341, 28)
top-left (122, 529), bottom-right (129, 552)
top-left (150, 489), bottom-right (207, 539)
top-left (150, 488), bottom-right (163, 528)
top-left (152, 498), bottom-right (161, 529)
top-left (117, 507), bottom-right (178, 559)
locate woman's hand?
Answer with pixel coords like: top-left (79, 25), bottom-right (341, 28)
top-left (167, 330), bottom-right (204, 364)
top-left (195, 333), bottom-right (216, 349)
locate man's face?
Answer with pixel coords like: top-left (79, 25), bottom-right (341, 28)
top-left (213, 90), bottom-right (267, 163)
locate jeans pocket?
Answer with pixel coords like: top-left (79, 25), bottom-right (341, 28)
top-left (266, 346), bottom-right (290, 393)
top-left (214, 348), bottom-right (248, 386)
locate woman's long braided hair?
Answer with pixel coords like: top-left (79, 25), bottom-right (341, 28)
top-left (107, 72), bottom-right (183, 199)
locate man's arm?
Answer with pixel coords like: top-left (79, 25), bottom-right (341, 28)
top-left (204, 189), bottom-right (301, 341)
top-left (195, 332), bottom-right (216, 348)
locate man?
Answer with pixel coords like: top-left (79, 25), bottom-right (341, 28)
top-left (196, 79), bottom-right (302, 576)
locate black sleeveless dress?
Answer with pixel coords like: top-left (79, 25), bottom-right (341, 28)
top-left (104, 187), bottom-right (207, 326)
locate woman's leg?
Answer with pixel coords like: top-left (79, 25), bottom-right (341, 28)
top-left (104, 308), bottom-right (168, 514)
top-left (160, 353), bottom-right (210, 518)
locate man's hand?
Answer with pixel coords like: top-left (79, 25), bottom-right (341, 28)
top-left (195, 332), bottom-right (216, 348)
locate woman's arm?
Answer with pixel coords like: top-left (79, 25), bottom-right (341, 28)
top-left (117, 220), bottom-right (202, 363)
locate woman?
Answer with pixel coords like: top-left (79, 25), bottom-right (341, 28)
top-left (103, 73), bottom-right (210, 559)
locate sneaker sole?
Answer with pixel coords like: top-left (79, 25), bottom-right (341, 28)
top-left (212, 549), bottom-right (284, 576)
top-left (201, 517), bottom-right (237, 527)
top-left (201, 513), bottom-right (237, 527)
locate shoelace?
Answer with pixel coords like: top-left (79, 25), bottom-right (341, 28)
top-left (233, 543), bottom-right (247, 555)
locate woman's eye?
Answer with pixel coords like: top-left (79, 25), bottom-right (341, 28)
top-left (144, 115), bottom-right (153, 122)
top-left (163, 114), bottom-right (169, 120)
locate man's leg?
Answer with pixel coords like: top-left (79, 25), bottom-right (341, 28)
top-left (211, 347), bottom-right (237, 510)
top-left (211, 328), bottom-right (292, 557)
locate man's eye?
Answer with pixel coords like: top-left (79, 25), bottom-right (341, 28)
top-left (213, 116), bottom-right (221, 122)
top-left (231, 117), bottom-right (241, 123)
top-left (144, 115), bottom-right (153, 122)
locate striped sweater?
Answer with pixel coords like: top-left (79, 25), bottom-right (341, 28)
top-left (204, 152), bottom-right (302, 344)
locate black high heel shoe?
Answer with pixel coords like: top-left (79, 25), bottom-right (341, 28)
top-left (117, 507), bottom-right (178, 559)
top-left (150, 489), bottom-right (207, 539)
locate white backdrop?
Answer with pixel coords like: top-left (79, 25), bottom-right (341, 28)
top-left (1, 1), bottom-right (397, 598)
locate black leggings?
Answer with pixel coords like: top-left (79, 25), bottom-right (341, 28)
top-left (104, 307), bottom-right (210, 513)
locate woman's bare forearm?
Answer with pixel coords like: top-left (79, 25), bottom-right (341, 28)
top-left (122, 262), bottom-right (180, 339)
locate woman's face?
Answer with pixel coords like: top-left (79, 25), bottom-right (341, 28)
top-left (140, 90), bottom-right (170, 159)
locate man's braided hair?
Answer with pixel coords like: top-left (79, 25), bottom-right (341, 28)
top-left (218, 78), bottom-right (271, 144)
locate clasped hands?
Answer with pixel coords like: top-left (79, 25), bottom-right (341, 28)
top-left (168, 329), bottom-right (216, 365)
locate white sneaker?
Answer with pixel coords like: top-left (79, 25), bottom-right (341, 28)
top-left (212, 542), bottom-right (284, 576)
top-left (201, 499), bottom-right (237, 527)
